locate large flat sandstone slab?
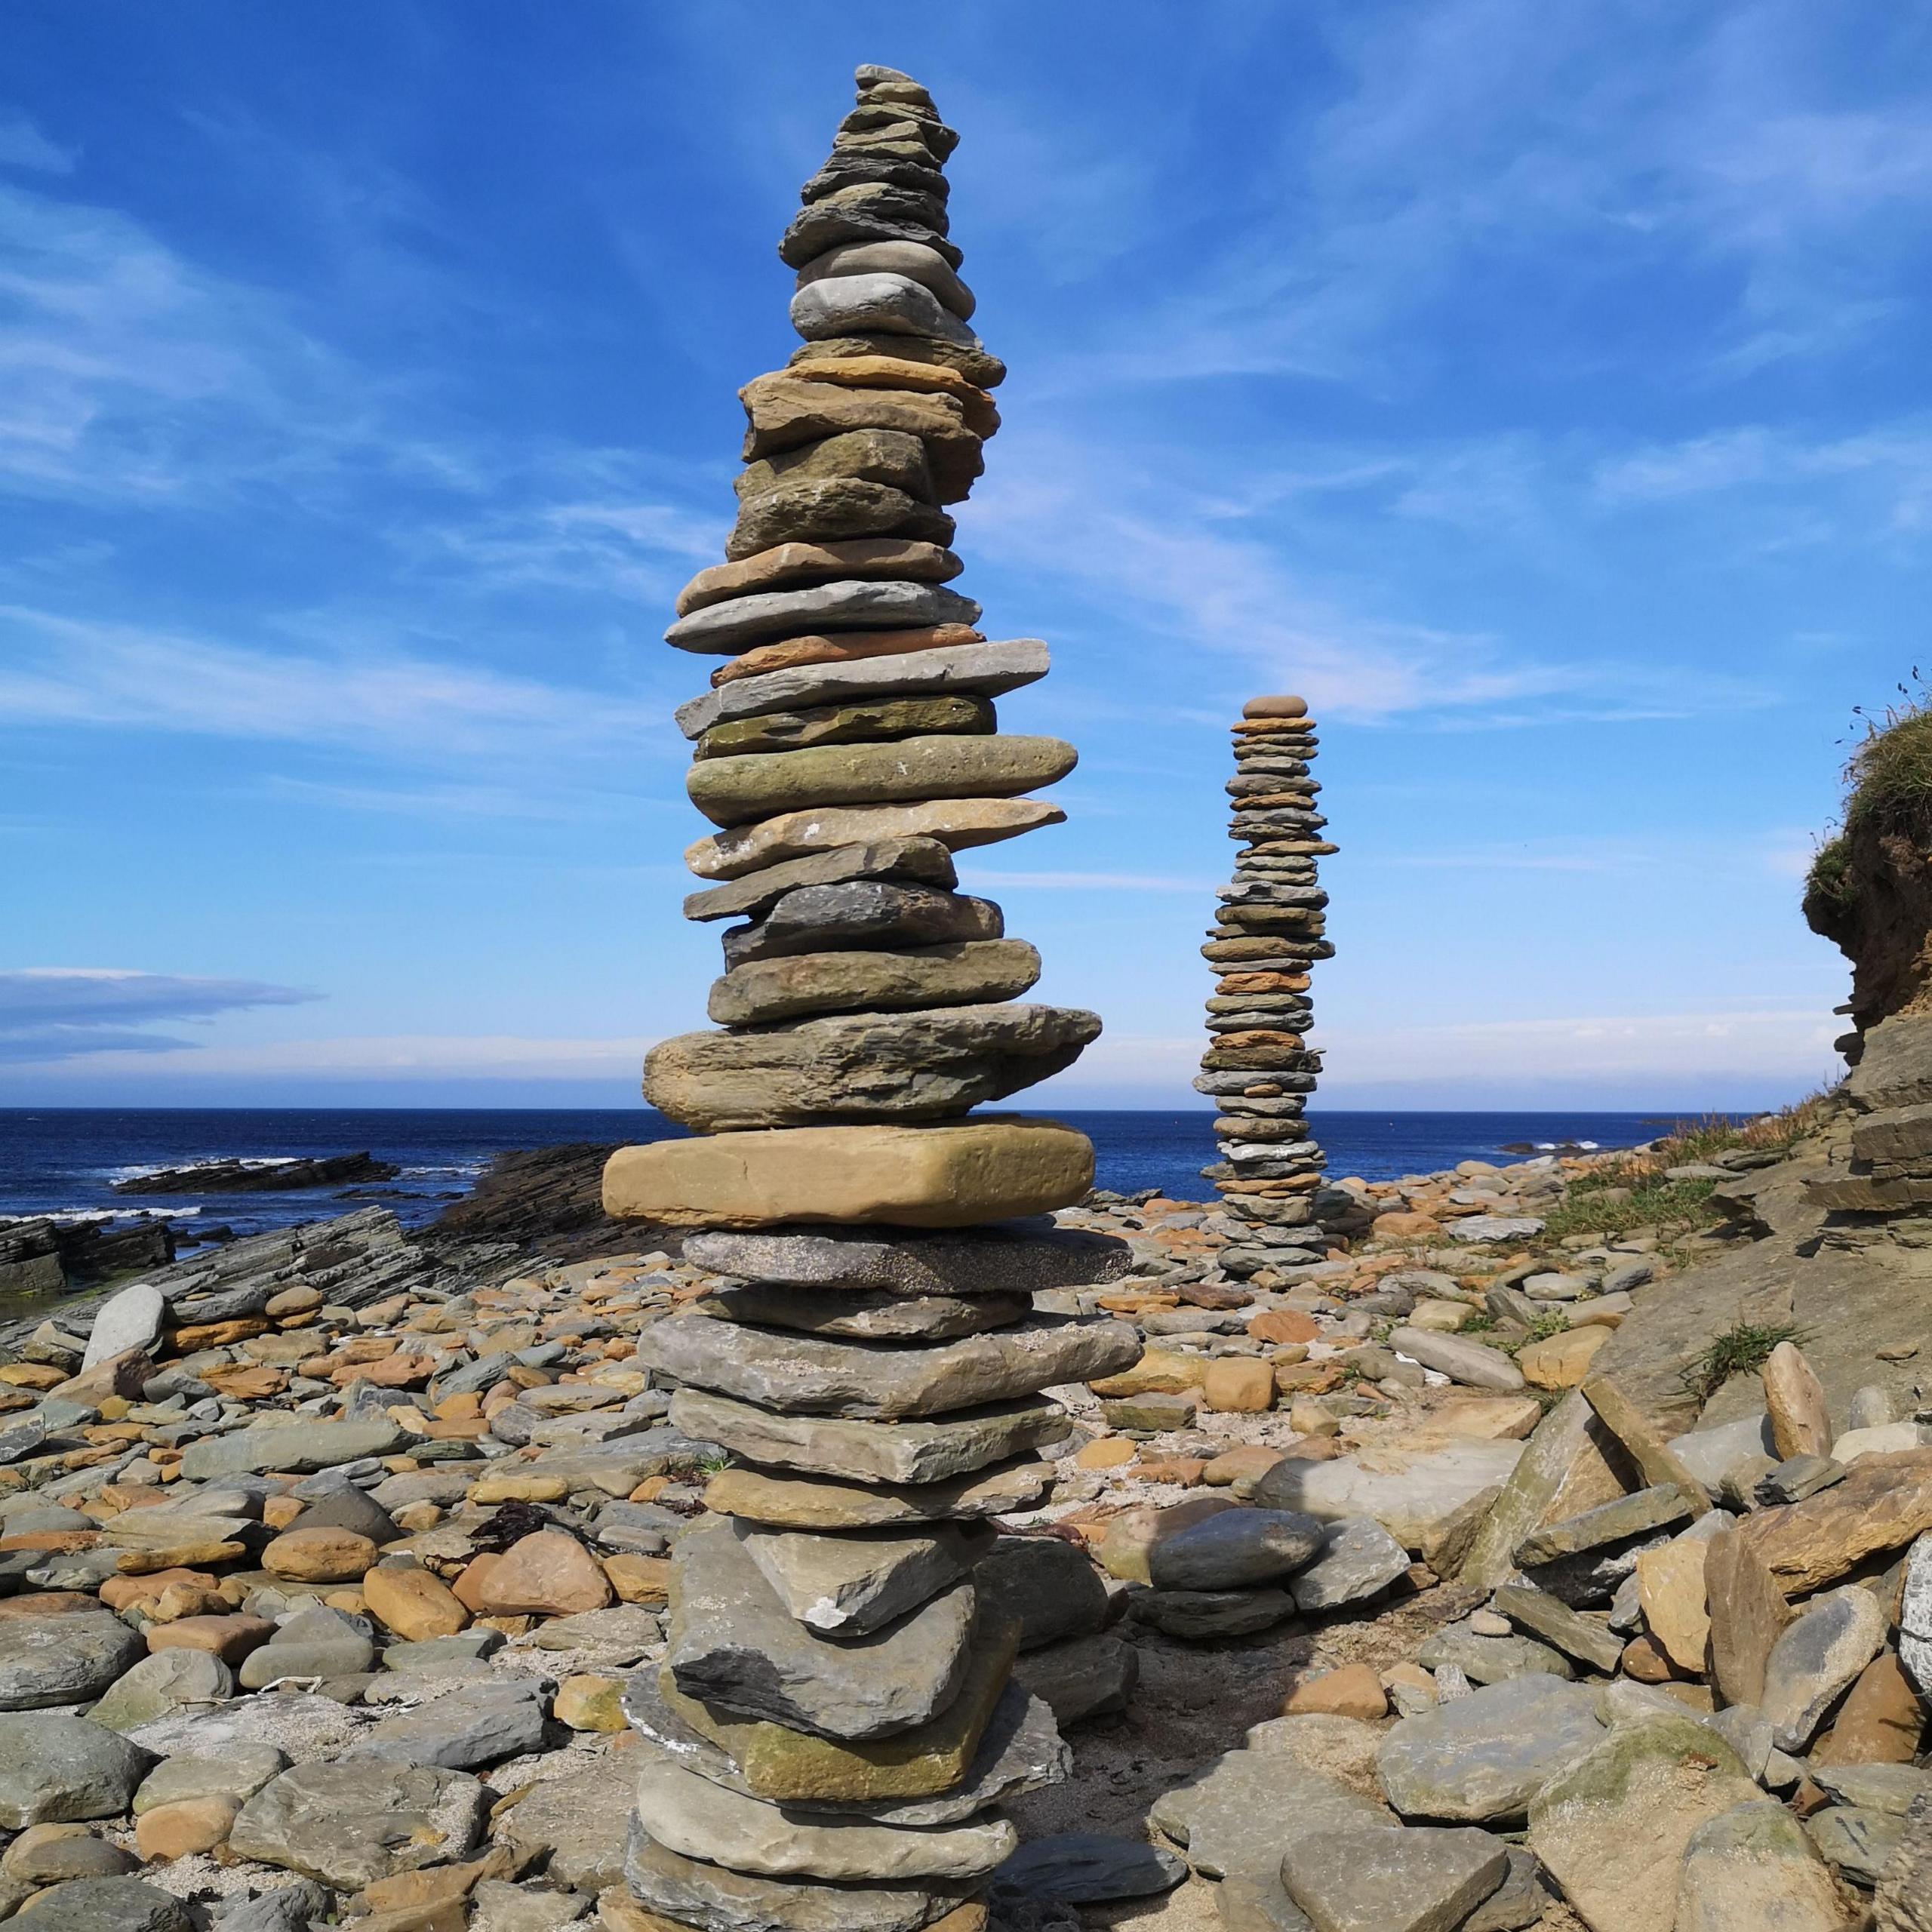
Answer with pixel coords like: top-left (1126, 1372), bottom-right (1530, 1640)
top-left (637, 1312), bottom-right (1139, 1419)
top-left (642, 1004), bottom-right (1100, 1132)
top-left (601, 1118), bottom-right (1094, 1229)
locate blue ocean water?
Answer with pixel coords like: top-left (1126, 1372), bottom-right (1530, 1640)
top-left (0, 1106), bottom-right (1684, 1241)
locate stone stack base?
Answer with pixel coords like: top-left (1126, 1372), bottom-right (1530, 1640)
top-left (608, 1195), bottom-right (1134, 1929)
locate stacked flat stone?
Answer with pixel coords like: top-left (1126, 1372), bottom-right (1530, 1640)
top-left (603, 65), bottom-right (1140, 1932)
top-left (1195, 695), bottom-right (1339, 1279)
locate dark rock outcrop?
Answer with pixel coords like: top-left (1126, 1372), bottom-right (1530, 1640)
top-left (429, 1143), bottom-right (638, 1260)
top-left (113, 1154), bottom-right (400, 1195)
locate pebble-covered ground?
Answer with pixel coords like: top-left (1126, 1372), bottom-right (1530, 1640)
top-left (0, 1124), bottom-right (1922, 1931)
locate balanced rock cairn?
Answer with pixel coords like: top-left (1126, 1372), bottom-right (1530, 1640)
top-left (602, 65), bottom-right (1140, 1932)
top-left (1196, 695), bottom-right (1339, 1278)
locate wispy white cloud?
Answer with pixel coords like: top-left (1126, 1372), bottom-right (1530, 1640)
top-left (0, 968), bottom-right (321, 1062)
top-left (0, 1029), bottom-right (657, 1078)
top-left (0, 609), bottom-right (663, 759)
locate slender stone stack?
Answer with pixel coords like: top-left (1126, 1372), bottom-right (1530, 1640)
top-left (604, 65), bottom-right (1140, 1932)
top-left (1195, 694), bottom-right (1339, 1279)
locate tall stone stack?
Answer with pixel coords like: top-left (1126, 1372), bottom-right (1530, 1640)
top-left (1196, 694), bottom-right (1339, 1278)
top-left (603, 65), bottom-right (1139, 1932)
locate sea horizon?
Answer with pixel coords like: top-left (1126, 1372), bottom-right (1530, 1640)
top-left (0, 1103), bottom-right (1721, 1241)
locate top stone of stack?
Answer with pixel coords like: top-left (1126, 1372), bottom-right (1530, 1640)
top-left (603, 65), bottom-right (1099, 1230)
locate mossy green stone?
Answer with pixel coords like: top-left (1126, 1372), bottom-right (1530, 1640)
top-left (656, 1609), bottom-right (1020, 1801)
top-left (736, 427), bottom-right (934, 504)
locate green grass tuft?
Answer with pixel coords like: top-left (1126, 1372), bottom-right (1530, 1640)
top-left (1681, 1319), bottom-right (1811, 1400)
top-left (1539, 1168), bottom-right (1717, 1241)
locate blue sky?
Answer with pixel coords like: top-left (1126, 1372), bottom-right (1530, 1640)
top-left (7, 0), bottom-right (1930, 1112)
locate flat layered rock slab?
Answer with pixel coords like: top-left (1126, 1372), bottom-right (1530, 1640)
top-left (639, 1312), bottom-right (1138, 1419)
top-left (706, 1456), bottom-right (1054, 1529)
top-left (655, 1607), bottom-right (1020, 1804)
top-left (625, 1820), bottom-right (973, 1932)
top-left (675, 640), bottom-right (1047, 743)
top-left (0, 1612), bottom-right (143, 1710)
top-left (1738, 1448), bottom-right (1932, 1590)
top-left (227, 1759), bottom-right (488, 1890)
top-left (697, 1284), bottom-right (1032, 1340)
top-left (709, 938), bottom-right (1040, 1026)
top-left (1252, 1441), bottom-right (1525, 1552)
top-left (664, 576), bottom-right (978, 654)
top-left (1281, 1824), bottom-right (1509, 1932)
top-left (683, 835), bottom-right (958, 924)
top-left (1151, 1750), bottom-right (1391, 1879)
top-left (741, 1522), bottom-right (971, 1633)
top-left (671, 1387), bottom-right (1071, 1485)
top-left (685, 731), bottom-right (1076, 828)
top-left (642, 1002), bottom-right (1100, 1132)
top-left (682, 1220), bottom-right (1130, 1294)
top-left (990, 1834), bottom-right (1185, 1904)
top-left (177, 1418), bottom-right (406, 1479)
top-left (603, 1118), bottom-right (1094, 1229)
top-left (685, 796), bottom-right (1064, 880)
top-left (1289, 1518), bottom-right (1411, 1614)
top-left (1377, 1676), bottom-right (1605, 1826)
top-left (637, 1755), bottom-right (1015, 1882)
top-left (622, 1672), bottom-right (1069, 1827)
top-left (667, 1517), bottom-right (975, 1740)
top-left (1527, 1716), bottom-right (1756, 1932)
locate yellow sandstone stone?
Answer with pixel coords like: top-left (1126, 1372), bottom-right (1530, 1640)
top-left (602, 1118), bottom-right (1094, 1230)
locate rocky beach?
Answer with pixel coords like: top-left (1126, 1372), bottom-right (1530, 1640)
top-left (0, 1073), bottom-right (1922, 1930)
top-left (0, 46), bottom-right (1924, 1932)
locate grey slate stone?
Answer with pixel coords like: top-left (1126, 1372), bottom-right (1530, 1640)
top-left (974, 1535), bottom-right (1109, 1651)
top-left (1148, 1509), bottom-right (1324, 1592)
top-left (349, 1680), bottom-right (550, 1770)
top-left (623, 1668), bottom-right (1070, 1827)
top-left (638, 1312), bottom-right (1137, 1420)
top-left (1760, 1584), bottom-right (1887, 1750)
top-left (9, 1877), bottom-right (193, 1932)
top-left (179, 1418), bottom-right (406, 1479)
top-left (228, 1758), bottom-right (488, 1889)
top-left (674, 638), bottom-right (1048, 740)
top-left (626, 1817), bottom-right (970, 1932)
top-left (0, 1712), bottom-right (154, 1826)
top-left (1151, 1750), bottom-right (1391, 1879)
top-left (682, 1220), bottom-right (1131, 1296)
top-left (1377, 1676), bottom-right (1604, 1826)
top-left (211, 1880), bottom-right (331, 1932)
top-left (0, 1612), bottom-right (143, 1710)
top-left (1289, 1517), bottom-right (1409, 1613)
top-left (663, 576), bottom-right (980, 655)
top-left (1414, 1627), bottom-right (1574, 1686)
top-left (1011, 1632), bottom-right (1137, 1727)
top-left (1280, 1823), bottom-right (1509, 1932)
top-left (668, 1515), bottom-right (975, 1740)
top-left (991, 1834), bottom-right (1185, 1904)
top-left (789, 272), bottom-right (978, 349)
